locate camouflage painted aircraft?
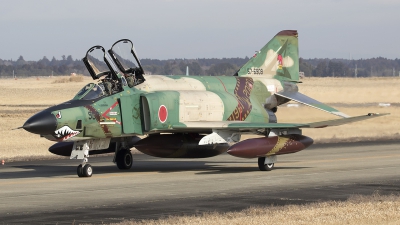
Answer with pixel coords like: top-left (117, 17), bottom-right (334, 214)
top-left (20, 30), bottom-right (387, 177)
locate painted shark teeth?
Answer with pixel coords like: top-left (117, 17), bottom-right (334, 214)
top-left (54, 125), bottom-right (80, 141)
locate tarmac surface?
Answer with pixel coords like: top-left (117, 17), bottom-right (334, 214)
top-left (1, 140), bottom-right (399, 224)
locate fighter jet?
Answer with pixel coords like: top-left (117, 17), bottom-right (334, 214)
top-left (20, 30), bottom-right (387, 177)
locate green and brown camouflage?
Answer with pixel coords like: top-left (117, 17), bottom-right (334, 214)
top-left (236, 30), bottom-right (300, 82)
top-left (20, 30), bottom-right (388, 177)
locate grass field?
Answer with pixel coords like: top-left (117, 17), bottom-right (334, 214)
top-left (112, 194), bottom-right (400, 225)
top-left (0, 76), bottom-right (399, 160)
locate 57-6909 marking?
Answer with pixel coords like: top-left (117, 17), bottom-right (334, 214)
top-left (247, 68), bottom-right (263, 75)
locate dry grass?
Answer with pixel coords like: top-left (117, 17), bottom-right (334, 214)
top-left (0, 76), bottom-right (92, 160)
top-left (110, 193), bottom-right (400, 225)
top-left (298, 77), bottom-right (400, 104)
top-left (0, 76), bottom-right (399, 160)
top-left (275, 106), bottom-right (399, 143)
top-left (0, 76), bottom-right (90, 105)
top-left (1, 113), bottom-right (56, 160)
top-left (51, 75), bottom-right (84, 83)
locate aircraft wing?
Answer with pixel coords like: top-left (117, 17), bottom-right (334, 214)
top-left (304, 113), bottom-right (389, 128)
top-left (171, 113), bottom-right (388, 131)
top-left (172, 121), bottom-right (306, 132)
top-left (276, 91), bottom-right (350, 118)
top-left (170, 113), bottom-right (387, 145)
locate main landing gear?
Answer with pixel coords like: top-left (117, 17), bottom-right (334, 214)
top-left (115, 148), bottom-right (133, 170)
top-left (258, 156), bottom-right (276, 171)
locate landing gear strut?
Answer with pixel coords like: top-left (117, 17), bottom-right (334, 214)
top-left (71, 142), bottom-right (93, 177)
top-left (77, 151), bottom-right (92, 177)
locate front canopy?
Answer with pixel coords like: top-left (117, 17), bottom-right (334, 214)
top-left (73, 83), bottom-right (104, 100)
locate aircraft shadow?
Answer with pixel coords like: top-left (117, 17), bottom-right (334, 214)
top-left (2, 159), bottom-right (310, 179)
top-left (194, 166), bottom-right (310, 175)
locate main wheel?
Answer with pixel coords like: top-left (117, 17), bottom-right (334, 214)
top-left (77, 164), bottom-right (83, 177)
top-left (82, 164), bottom-right (93, 177)
top-left (258, 157), bottom-right (274, 171)
top-left (116, 149), bottom-right (133, 170)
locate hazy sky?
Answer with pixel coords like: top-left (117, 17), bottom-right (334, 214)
top-left (1, 0), bottom-right (399, 61)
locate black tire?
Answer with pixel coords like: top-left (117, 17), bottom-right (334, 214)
top-left (116, 149), bottom-right (133, 170)
top-left (77, 164), bottom-right (83, 177)
top-left (82, 164), bottom-right (93, 177)
top-left (258, 157), bottom-right (274, 171)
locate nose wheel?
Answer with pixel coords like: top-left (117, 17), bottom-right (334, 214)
top-left (77, 163), bottom-right (93, 177)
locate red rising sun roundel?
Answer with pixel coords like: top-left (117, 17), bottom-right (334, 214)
top-left (158, 105), bottom-right (168, 123)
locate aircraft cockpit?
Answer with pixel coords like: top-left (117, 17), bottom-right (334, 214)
top-left (82, 39), bottom-right (145, 96)
top-left (108, 39), bottom-right (145, 87)
top-left (73, 83), bottom-right (105, 100)
top-left (82, 46), bottom-right (123, 96)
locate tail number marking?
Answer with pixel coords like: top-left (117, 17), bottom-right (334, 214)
top-left (247, 68), bottom-right (263, 75)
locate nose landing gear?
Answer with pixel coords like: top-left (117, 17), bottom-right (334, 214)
top-left (71, 141), bottom-right (93, 177)
top-left (71, 143), bottom-right (93, 177)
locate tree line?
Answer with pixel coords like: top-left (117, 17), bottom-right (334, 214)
top-left (1, 55), bottom-right (399, 77)
top-left (0, 55), bottom-right (86, 77)
top-left (300, 58), bottom-right (400, 77)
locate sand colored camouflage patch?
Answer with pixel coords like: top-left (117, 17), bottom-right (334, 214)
top-left (236, 30), bottom-right (299, 82)
top-left (245, 49), bottom-right (295, 77)
top-left (136, 75), bottom-right (207, 92)
top-left (178, 90), bottom-right (224, 122)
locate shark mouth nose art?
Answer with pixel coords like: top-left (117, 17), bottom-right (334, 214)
top-left (53, 126), bottom-right (80, 141)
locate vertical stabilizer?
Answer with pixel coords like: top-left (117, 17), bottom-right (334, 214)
top-left (236, 30), bottom-right (299, 82)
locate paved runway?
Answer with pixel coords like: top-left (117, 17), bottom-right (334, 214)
top-left (1, 140), bottom-right (399, 224)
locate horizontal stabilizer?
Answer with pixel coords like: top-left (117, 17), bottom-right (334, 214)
top-left (276, 91), bottom-right (349, 118)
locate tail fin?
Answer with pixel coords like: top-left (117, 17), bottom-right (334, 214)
top-left (236, 30), bottom-right (299, 82)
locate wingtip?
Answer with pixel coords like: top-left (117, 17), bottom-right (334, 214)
top-left (367, 113), bottom-right (390, 116)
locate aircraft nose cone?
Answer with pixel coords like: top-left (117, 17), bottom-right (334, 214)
top-left (23, 110), bottom-right (57, 135)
